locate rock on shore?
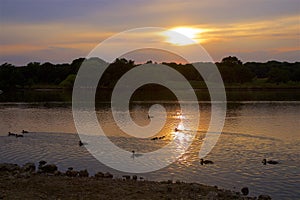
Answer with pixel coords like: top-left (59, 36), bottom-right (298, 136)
top-left (0, 163), bottom-right (272, 200)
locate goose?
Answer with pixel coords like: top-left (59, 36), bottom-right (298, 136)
top-left (200, 158), bottom-right (214, 165)
top-left (262, 159), bottom-right (278, 165)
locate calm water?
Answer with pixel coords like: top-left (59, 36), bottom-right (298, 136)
top-left (0, 101), bottom-right (299, 199)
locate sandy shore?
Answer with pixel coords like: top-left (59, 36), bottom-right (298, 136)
top-left (0, 163), bottom-right (272, 200)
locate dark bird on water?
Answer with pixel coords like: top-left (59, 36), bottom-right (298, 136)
top-left (79, 141), bottom-right (84, 146)
top-left (131, 150), bottom-right (143, 159)
top-left (15, 134), bottom-right (23, 138)
top-left (262, 159), bottom-right (278, 165)
top-left (8, 132), bottom-right (16, 136)
top-left (147, 115), bottom-right (153, 119)
top-left (150, 136), bottom-right (165, 141)
top-left (200, 158), bottom-right (214, 165)
top-left (22, 130), bottom-right (29, 133)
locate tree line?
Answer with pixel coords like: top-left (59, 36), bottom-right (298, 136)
top-left (0, 56), bottom-right (299, 91)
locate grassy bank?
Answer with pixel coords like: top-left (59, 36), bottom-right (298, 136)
top-left (16, 78), bottom-right (300, 91)
top-left (190, 79), bottom-right (300, 90)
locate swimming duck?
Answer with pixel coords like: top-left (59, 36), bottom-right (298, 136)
top-left (200, 158), bottom-right (214, 165)
top-left (147, 115), bottom-right (153, 119)
top-left (22, 130), bottom-right (29, 133)
top-left (15, 134), bottom-right (23, 138)
top-left (262, 159), bottom-right (278, 165)
top-left (8, 132), bottom-right (16, 136)
top-left (79, 140), bottom-right (84, 146)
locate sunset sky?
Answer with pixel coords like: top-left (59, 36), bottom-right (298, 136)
top-left (0, 0), bottom-right (299, 65)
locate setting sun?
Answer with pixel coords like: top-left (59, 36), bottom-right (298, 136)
top-left (162, 27), bottom-right (203, 46)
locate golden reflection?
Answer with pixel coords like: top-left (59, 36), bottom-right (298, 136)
top-left (173, 120), bottom-right (199, 167)
top-left (176, 122), bottom-right (185, 131)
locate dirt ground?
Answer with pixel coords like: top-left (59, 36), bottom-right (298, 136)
top-left (0, 171), bottom-right (271, 200)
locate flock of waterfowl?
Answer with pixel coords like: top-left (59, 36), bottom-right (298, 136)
top-left (262, 158), bottom-right (279, 165)
top-left (199, 158), bottom-right (279, 165)
top-left (150, 135), bottom-right (165, 140)
top-left (7, 130), bottom-right (28, 138)
top-left (8, 129), bottom-right (279, 166)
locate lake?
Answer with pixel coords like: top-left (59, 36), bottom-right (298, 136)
top-left (0, 90), bottom-right (299, 199)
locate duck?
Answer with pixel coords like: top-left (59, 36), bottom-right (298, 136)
top-left (79, 140), bottom-right (84, 146)
top-left (15, 134), bottom-right (24, 138)
top-left (150, 137), bottom-right (158, 141)
top-left (8, 132), bottom-right (16, 136)
top-left (147, 115), bottom-right (153, 119)
top-left (150, 136), bottom-right (166, 141)
top-left (200, 158), bottom-right (214, 165)
top-left (131, 150), bottom-right (143, 158)
top-left (262, 159), bottom-right (278, 165)
top-left (22, 130), bottom-right (29, 133)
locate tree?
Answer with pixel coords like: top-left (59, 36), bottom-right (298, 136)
top-left (59, 74), bottom-right (76, 89)
top-left (267, 68), bottom-right (290, 83)
top-left (221, 56), bottom-right (243, 66)
top-left (70, 58), bottom-right (85, 74)
top-left (218, 56), bottom-right (254, 83)
top-left (0, 63), bottom-right (20, 90)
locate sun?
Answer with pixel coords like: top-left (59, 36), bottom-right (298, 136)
top-left (162, 27), bottom-right (203, 46)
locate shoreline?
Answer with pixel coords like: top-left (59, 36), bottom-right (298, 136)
top-left (5, 84), bottom-right (300, 91)
top-left (0, 162), bottom-right (272, 200)
top-left (1, 87), bottom-right (300, 102)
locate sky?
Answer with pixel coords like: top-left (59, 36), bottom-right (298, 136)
top-left (0, 0), bottom-right (299, 65)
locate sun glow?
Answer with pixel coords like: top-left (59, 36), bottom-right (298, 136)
top-left (163, 27), bottom-right (204, 46)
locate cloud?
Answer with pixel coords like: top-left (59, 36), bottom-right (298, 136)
top-left (0, 0), bottom-right (299, 64)
top-left (0, 0), bottom-right (113, 23)
top-left (0, 46), bottom-right (86, 65)
top-left (1, 0), bottom-right (299, 26)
